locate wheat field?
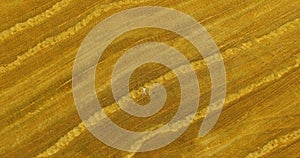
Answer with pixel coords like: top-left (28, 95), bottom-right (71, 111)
top-left (0, 0), bottom-right (299, 157)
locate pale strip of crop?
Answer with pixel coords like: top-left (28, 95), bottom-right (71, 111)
top-left (0, 0), bottom-right (72, 41)
top-left (0, 0), bottom-right (151, 74)
top-left (245, 128), bottom-right (300, 158)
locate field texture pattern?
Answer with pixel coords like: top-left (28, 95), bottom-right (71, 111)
top-left (0, 0), bottom-right (299, 157)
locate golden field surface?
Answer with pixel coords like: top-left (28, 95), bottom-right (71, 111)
top-left (0, 0), bottom-right (299, 157)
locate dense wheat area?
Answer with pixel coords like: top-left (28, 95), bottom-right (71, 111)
top-left (0, 0), bottom-right (299, 157)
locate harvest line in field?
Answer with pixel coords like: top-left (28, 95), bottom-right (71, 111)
top-left (246, 128), bottom-right (300, 158)
top-left (0, 0), bottom-right (151, 73)
top-left (0, 0), bottom-right (72, 41)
